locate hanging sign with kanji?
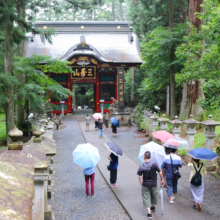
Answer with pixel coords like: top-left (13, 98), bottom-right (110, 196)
top-left (117, 67), bottom-right (125, 111)
top-left (71, 66), bottom-right (96, 79)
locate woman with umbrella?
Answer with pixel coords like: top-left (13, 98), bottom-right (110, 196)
top-left (187, 148), bottom-right (218, 211)
top-left (106, 142), bottom-right (123, 187)
top-left (188, 157), bottom-right (207, 210)
top-left (111, 117), bottom-right (119, 137)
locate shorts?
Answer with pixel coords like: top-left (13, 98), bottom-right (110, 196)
top-left (141, 186), bottom-right (157, 208)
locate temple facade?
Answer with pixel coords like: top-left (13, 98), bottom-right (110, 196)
top-left (25, 21), bottom-right (142, 114)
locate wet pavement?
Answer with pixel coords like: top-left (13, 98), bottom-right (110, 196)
top-left (50, 115), bottom-right (220, 220)
top-left (49, 116), bottom-right (130, 220)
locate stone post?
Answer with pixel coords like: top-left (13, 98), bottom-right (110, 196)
top-left (60, 101), bottom-right (65, 119)
top-left (183, 115), bottom-right (200, 150)
top-left (169, 116), bottom-right (182, 138)
top-left (158, 114), bottom-right (169, 131)
top-left (150, 112), bottom-right (159, 140)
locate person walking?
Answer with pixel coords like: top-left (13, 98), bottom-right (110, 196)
top-left (137, 151), bottom-right (163, 219)
top-left (85, 115), bottom-right (90, 131)
top-left (188, 157), bottom-right (207, 211)
top-left (161, 148), bottom-right (182, 204)
top-left (97, 118), bottom-right (104, 137)
top-left (163, 147), bottom-right (171, 188)
top-left (95, 120), bottom-right (98, 131)
top-left (83, 166), bottom-right (95, 198)
top-left (111, 123), bottom-right (118, 137)
top-left (108, 153), bottom-right (118, 187)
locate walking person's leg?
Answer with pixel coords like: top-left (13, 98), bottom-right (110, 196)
top-left (91, 173), bottom-right (95, 196)
top-left (110, 169), bottom-right (114, 184)
top-left (166, 177), bottom-right (174, 203)
top-left (141, 186), bottom-right (153, 219)
top-left (150, 187), bottom-right (157, 212)
top-left (172, 178), bottom-right (178, 199)
top-left (99, 129), bottom-right (101, 137)
top-left (100, 129), bottom-right (103, 137)
top-left (85, 175), bottom-right (90, 196)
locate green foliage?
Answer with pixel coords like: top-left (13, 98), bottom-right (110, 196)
top-left (0, 114), bottom-right (6, 143)
top-left (176, 0), bottom-right (220, 110)
top-left (137, 24), bottom-right (187, 111)
top-left (178, 150), bottom-right (187, 156)
top-left (133, 103), bottom-right (144, 129)
top-left (127, 0), bottom-right (188, 37)
top-left (12, 54), bottom-right (73, 112)
top-left (140, 117), bottom-right (151, 133)
top-left (36, 0), bottom-right (128, 21)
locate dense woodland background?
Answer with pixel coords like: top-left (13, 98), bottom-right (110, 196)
top-left (0, 0), bottom-right (220, 143)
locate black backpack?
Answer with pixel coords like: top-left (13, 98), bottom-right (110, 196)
top-left (190, 163), bottom-right (203, 186)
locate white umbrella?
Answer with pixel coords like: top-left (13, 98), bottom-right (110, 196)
top-left (160, 186), bottom-right (164, 215)
top-left (138, 141), bottom-right (166, 167)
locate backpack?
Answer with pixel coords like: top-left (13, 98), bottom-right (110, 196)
top-left (190, 163), bottom-right (203, 186)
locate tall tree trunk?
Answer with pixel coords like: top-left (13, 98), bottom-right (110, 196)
top-left (179, 0), bottom-right (204, 119)
top-left (16, 0), bottom-right (26, 129)
top-left (130, 67), bottom-right (134, 103)
top-left (119, 2), bottom-right (123, 21)
top-left (4, 20), bottom-right (15, 144)
top-left (112, 0), bottom-right (115, 21)
top-left (169, 0), bottom-right (176, 119)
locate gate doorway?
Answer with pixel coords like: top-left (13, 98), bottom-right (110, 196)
top-left (72, 83), bottom-right (94, 110)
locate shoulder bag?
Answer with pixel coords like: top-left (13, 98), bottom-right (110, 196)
top-left (170, 155), bottom-right (181, 179)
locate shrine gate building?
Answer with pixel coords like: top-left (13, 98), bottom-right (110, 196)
top-left (25, 21), bottom-right (143, 114)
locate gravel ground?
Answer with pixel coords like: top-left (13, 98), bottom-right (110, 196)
top-left (105, 125), bottom-right (220, 219)
top-left (49, 117), bottom-right (130, 220)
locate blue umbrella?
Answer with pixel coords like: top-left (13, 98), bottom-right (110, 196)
top-left (187, 148), bottom-right (218, 161)
top-left (110, 117), bottom-right (119, 126)
top-left (72, 143), bottom-right (100, 169)
top-left (105, 142), bottom-right (123, 157)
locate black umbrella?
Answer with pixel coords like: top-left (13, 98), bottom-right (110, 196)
top-left (105, 142), bottom-right (123, 157)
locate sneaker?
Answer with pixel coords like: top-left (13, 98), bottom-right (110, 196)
top-left (197, 203), bottom-right (202, 211)
top-left (147, 213), bottom-right (152, 219)
top-left (86, 195), bottom-right (90, 198)
top-left (192, 204), bottom-right (197, 209)
top-left (111, 183), bottom-right (118, 187)
top-left (169, 199), bottom-right (173, 204)
top-left (150, 206), bottom-right (156, 212)
top-left (172, 196), bottom-right (175, 200)
top-left (91, 195), bottom-right (95, 198)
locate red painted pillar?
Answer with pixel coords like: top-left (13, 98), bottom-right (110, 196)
top-left (96, 72), bottom-right (101, 112)
top-left (67, 74), bottom-right (72, 113)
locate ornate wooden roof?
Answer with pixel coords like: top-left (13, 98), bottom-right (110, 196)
top-left (25, 21), bottom-right (143, 66)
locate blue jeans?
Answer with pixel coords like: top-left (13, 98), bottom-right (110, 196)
top-left (99, 129), bottom-right (103, 137)
top-left (166, 177), bottom-right (178, 196)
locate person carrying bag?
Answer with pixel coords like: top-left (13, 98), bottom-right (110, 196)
top-left (161, 148), bottom-right (182, 204)
top-left (188, 158), bottom-right (207, 211)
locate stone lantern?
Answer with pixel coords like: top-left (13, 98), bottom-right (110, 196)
top-left (201, 115), bottom-right (220, 171)
top-left (150, 112), bottom-right (159, 138)
top-left (201, 115), bottom-right (220, 151)
top-left (8, 127), bottom-right (23, 150)
top-left (158, 114), bottom-right (169, 131)
top-left (169, 116), bottom-right (182, 138)
top-left (183, 115), bottom-right (200, 150)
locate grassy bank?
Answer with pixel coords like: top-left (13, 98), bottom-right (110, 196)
top-left (0, 114), bottom-right (6, 148)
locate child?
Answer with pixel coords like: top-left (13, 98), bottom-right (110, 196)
top-left (83, 167), bottom-right (95, 197)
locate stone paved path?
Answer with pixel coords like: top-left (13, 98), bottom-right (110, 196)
top-left (49, 116), bottom-right (130, 220)
top-left (78, 118), bottom-right (216, 220)
top-left (104, 126), bottom-right (220, 219)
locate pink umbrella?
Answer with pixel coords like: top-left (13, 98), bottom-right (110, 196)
top-left (93, 113), bottom-right (103, 120)
top-left (152, 131), bottom-right (174, 143)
